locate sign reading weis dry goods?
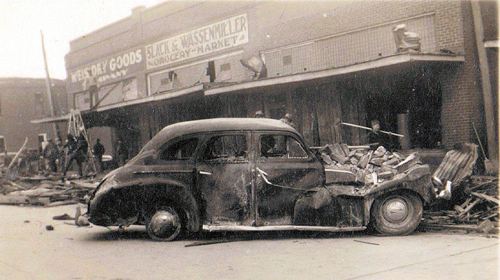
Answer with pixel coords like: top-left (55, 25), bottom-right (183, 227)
top-left (68, 48), bottom-right (144, 92)
top-left (146, 14), bottom-right (248, 69)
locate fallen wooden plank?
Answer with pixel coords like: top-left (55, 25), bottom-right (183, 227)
top-left (70, 180), bottom-right (99, 189)
top-left (353, 240), bottom-right (379, 246)
top-left (0, 195), bottom-right (29, 205)
top-left (471, 192), bottom-right (499, 204)
top-left (458, 199), bottom-right (480, 218)
top-left (7, 137), bottom-right (28, 170)
top-left (185, 239), bottom-right (237, 247)
top-left (420, 223), bottom-right (479, 231)
top-left (45, 200), bottom-right (79, 207)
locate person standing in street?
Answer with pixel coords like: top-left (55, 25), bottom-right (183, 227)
top-left (93, 138), bottom-right (105, 172)
top-left (63, 133), bottom-right (87, 178)
top-left (43, 138), bottom-right (59, 173)
top-left (116, 140), bottom-right (128, 167)
top-left (56, 138), bottom-right (65, 172)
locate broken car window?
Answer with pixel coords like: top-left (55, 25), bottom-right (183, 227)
top-left (260, 135), bottom-right (308, 159)
top-left (203, 135), bottom-right (247, 161)
top-left (160, 138), bottom-right (198, 161)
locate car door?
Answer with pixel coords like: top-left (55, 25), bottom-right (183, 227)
top-left (196, 132), bottom-right (254, 226)
top-left (254, 131), bottom-right (325, 226)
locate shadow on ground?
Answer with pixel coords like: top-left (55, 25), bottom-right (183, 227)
top-left (83, 225), bottom-right (376, 243)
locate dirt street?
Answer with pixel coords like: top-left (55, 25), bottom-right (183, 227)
top-left (0, 205), bottom-right (498, 280)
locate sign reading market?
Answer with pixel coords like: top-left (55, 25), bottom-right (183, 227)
top-left (146, 14), bottom-right (248, 69)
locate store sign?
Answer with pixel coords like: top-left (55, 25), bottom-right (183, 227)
top-left (68, 48), bottom-right (144, 92)
top-left (146, 14), bottom-right (248, 69)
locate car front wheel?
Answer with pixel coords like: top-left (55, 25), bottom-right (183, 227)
top-left (146, 207), bottom-right (182, 241)
top-left (371, 192), bottom-right (423, 236)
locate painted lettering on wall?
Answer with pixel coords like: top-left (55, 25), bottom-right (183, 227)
top-left (146, 14), bottom-right (248, 69)
top-left (69, 49), bottom-right (143, 91)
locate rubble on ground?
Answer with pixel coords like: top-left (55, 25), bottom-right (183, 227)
top-left (422, 176), bottom-right (498, 233)
top-left (0, 175), bottom-right (98, 207)
top-left (314, 144), bottom-right (420, 185)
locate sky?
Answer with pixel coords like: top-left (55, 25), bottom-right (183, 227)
top-left (0, 0), bottom-right (165, 80)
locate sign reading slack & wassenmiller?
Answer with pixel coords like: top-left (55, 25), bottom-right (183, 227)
top-left (145, 14), bottom-right (248, 69)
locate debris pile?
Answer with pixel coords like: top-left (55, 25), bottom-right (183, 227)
top-left (0, 176), bottom-right (98, 207)
top-left (314, 144), bottom-right (420, 185)
top-left (423, 176), bottom-right (498, 233)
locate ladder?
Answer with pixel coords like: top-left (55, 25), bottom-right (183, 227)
top-left (67, 109), bottom-right (97, 175)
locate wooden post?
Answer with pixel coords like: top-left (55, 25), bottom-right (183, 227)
top-left (397, 113), bottom-right (411, 149)
top-left (471, 1), bottom-right (497, 160)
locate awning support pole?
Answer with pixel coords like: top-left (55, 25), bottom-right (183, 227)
top-left (471, 1), bottom-right (497, 160)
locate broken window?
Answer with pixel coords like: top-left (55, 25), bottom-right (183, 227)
top-left (260, 135), bottom-right (308, 159)
top-left (160, 138), bottom-right (198, 161)
top-left (203, 135), bottom-right (247, 161)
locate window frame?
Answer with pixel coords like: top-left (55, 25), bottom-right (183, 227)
top-left (152, 134), bottom-right (201, 164)
top-left (257, 132), bottom-right (311, 162)
top-left (198, 132), bottom-right (250, 164)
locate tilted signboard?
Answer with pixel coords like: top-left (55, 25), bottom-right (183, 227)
top-left (68, 48), bottom-right (144, 93)
top-left (146, 14), bottom-right (248, 70)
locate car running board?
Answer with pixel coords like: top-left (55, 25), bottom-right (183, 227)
top-left (203, 225), bottom-right (366, 232)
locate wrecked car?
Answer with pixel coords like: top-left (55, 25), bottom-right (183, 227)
top-left (87, 118), bottom-right (434, 241)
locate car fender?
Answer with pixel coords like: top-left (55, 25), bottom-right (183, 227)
top-left (91, 177), bottom-right (201, 232)
top-left (361, 165), bottom-right (434, 225)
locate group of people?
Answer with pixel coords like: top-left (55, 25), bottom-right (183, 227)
top-left (41, 132), bottom-right (107, 178)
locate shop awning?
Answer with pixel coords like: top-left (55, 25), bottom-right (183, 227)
top-left (30, 114), bottom-right (70, 124)
top-left (94, 84), bottom-right (204, 112)
top-left (204, 53), bottom-right (465, 96)
top-left (31, 84), bottom-right (205, 124)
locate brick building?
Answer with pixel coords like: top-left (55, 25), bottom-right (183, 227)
top-left (62, 1), bottom-right (498, 160)
top-left (0, 78), bottom-right (67, 152)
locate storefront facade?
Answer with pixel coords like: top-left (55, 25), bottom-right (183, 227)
top-left (64, 1), bottom-right (497, 160)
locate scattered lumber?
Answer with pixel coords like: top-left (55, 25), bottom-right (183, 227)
top-left (423, 176), bottom-right (498, 232)
top-left (0, 176), bottom-right (98, 207)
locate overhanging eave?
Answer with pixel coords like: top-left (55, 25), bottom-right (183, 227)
top-left (205, 53), bottom-right (465, 96)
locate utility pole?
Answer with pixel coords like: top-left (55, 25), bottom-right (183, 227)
top-left (40, 30), bottom-right (58, 139)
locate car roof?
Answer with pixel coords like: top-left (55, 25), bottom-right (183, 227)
top-left (142, 118), bottom-right (296, 151)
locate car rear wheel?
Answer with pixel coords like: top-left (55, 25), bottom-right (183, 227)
top-left (146, 207), bottom-right (182, 241)
top-left (371, 192), bottom-right (423, 236)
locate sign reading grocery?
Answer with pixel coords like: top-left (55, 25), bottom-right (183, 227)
top-left (146, 14), bottom-right (248, 69)
top-left (68, 48), bottom-right (144, 92)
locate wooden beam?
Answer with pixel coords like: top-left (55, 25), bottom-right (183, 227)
top-left (471, 1), bottom-right (497, 160)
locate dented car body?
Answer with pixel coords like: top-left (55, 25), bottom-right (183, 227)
top-left (87, 118), bottom-right (435, 241)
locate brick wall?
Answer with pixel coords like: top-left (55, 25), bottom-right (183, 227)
top-left (439, 1), bottom-right (485, 149)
